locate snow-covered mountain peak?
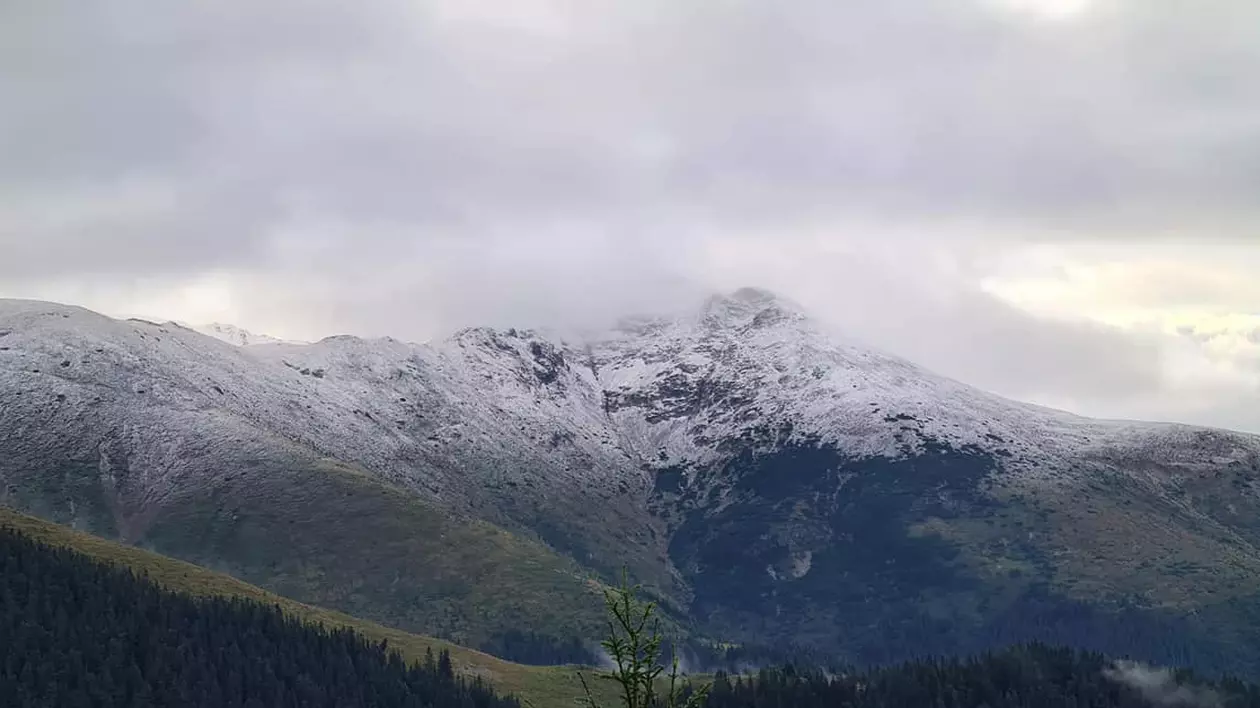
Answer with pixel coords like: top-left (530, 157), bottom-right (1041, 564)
top-left (719, 286), bottom-right (801, 311)
top-left (4, 295), bottom-right (1258, 495)
top-left (5, 298), bottom-right (1260, 671)
top-left (598, 288), bottom-right (811, 345)
top-left (700, 287), bottom-right (807, 327)
top-left (186, 322), bottom-right (302, 347)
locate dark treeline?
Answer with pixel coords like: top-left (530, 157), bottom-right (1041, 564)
top-left (481, 601), bottom-right (1259, 680)
top-left (666, 639), bottom-right (844, 675)
top-left (671, 592), bottom-right (1260, 680)
top-left (696, 643), bottom-right (1260, 708)
top-left (479, 629), bottom-right (600, 666)
top-left (0, 527), bottom-right (519, 708)
top-left (473, 631), bottom-right (823, 673)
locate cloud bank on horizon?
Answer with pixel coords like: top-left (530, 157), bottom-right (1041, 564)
top-left (1, 0), bottom-right (1258, 432)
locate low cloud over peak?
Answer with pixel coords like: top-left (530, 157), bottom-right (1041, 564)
top-left (2, 0), bottom-right (1258, 432)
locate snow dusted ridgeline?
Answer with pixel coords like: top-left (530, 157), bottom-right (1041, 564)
top-left (3, 290), bottom-right (1254, 500)
top-left (1, 289), bottom-right (1258, 531)
top-left (2, 291), bottom-right (1260, 669)
top-left (587, 287), bottom-right (1260, 479)
top-left (1, 289), bottom-right (1258, 537)
top-left (182, 322), bottom-right (307, 347)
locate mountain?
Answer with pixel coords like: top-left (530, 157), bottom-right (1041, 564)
top-left (2, 290), bottom-right (1259, 676)
top-left (183, 321), bottom-right (304, 347)
top-left (0, 299), bottom-right (612, 649)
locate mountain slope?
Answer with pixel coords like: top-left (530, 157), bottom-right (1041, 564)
top-left (580, 289), bottom-right (1260, 669)
top-left (0, 299), bottom-right (611, 648)
top-left (0, 518), bottom-right (520, 708)
top-left (0, 505), bottom-right (611, 707)
top-left (2, 292), bottom-right (1259, 676)
top-left (185, 321), bottom-right (304, 347)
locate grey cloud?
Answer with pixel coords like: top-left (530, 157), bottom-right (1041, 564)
top-left (6, 0), bottom-right (1260, 276)
top-left (226, 234), bottom-right (1166, 411)
top-left (0, 179), bottom-right (282, 279)
top-left (228, 227), bottom-right (710, 340)
top-left (2, 0), bottom-right (1259, 432)
top-left (1174, 391), bottom-right (1260, 434)
top-left (890, 293), bottom-right (1165, 404)
top-left (1176, 326), bottom-right (1214, 345)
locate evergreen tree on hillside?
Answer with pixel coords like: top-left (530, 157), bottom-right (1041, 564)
top-left (479, 629), bottom-right (601, 666)
top-left (698, 643), bottom-right (1260, 708)
top-left (566, 577), bottom-right (1260, 708)
top-left (0, 525), bottom-right (520, 708)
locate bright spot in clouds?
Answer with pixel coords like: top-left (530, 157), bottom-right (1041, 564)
top-left (980, 241), bottom-right (1260, 427)
top-left (994, 0), bottom-right (1096, 20)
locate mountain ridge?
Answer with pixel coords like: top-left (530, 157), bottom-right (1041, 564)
top-left (2, 292), bottom-right (1259, 675)
top-left (181, 321), bottom-right (306, 347)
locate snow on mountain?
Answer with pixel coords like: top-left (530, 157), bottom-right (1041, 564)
top-left (588, 287), bottom-right (1259, 483)
top-left (0, 298), bottom-right (639, 532)
top-left (5, 290), bottom-right (1260, 671)
top-left (2, 290), bottom-right (1256, 511)
top-left (183, 322), bottom-right (305, 347)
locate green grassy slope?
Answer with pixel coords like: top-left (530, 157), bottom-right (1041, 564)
top-left (6, 450), bottom-right (615, 650)
top-left (0, 505), bottom-right (617, 707)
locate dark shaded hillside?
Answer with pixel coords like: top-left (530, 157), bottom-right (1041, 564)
top-left (0, 526), bottom-right (519, 708)
top-left (701, 644), bottom-right (1260, 708)
top-left (657, 434), bottom-right (1260, 679)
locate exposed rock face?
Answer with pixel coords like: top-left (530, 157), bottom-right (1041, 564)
top-left (2, 292), bottom-right (1260, 674)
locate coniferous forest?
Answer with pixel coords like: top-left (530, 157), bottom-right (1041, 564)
top-left (696, 644), bottom-right (1260, 708)
top-left (478, 629), bottom-right (602, 667)
top-left (0, 527), bottom-right (519, 708)
top-left (5, 520), bottom-right (1260, 708)
top-left (576, 577), bottom-right (1260, 708)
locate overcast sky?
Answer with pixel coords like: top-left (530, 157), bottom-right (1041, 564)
top-left (2, 0), bottom-right (1258, 433)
